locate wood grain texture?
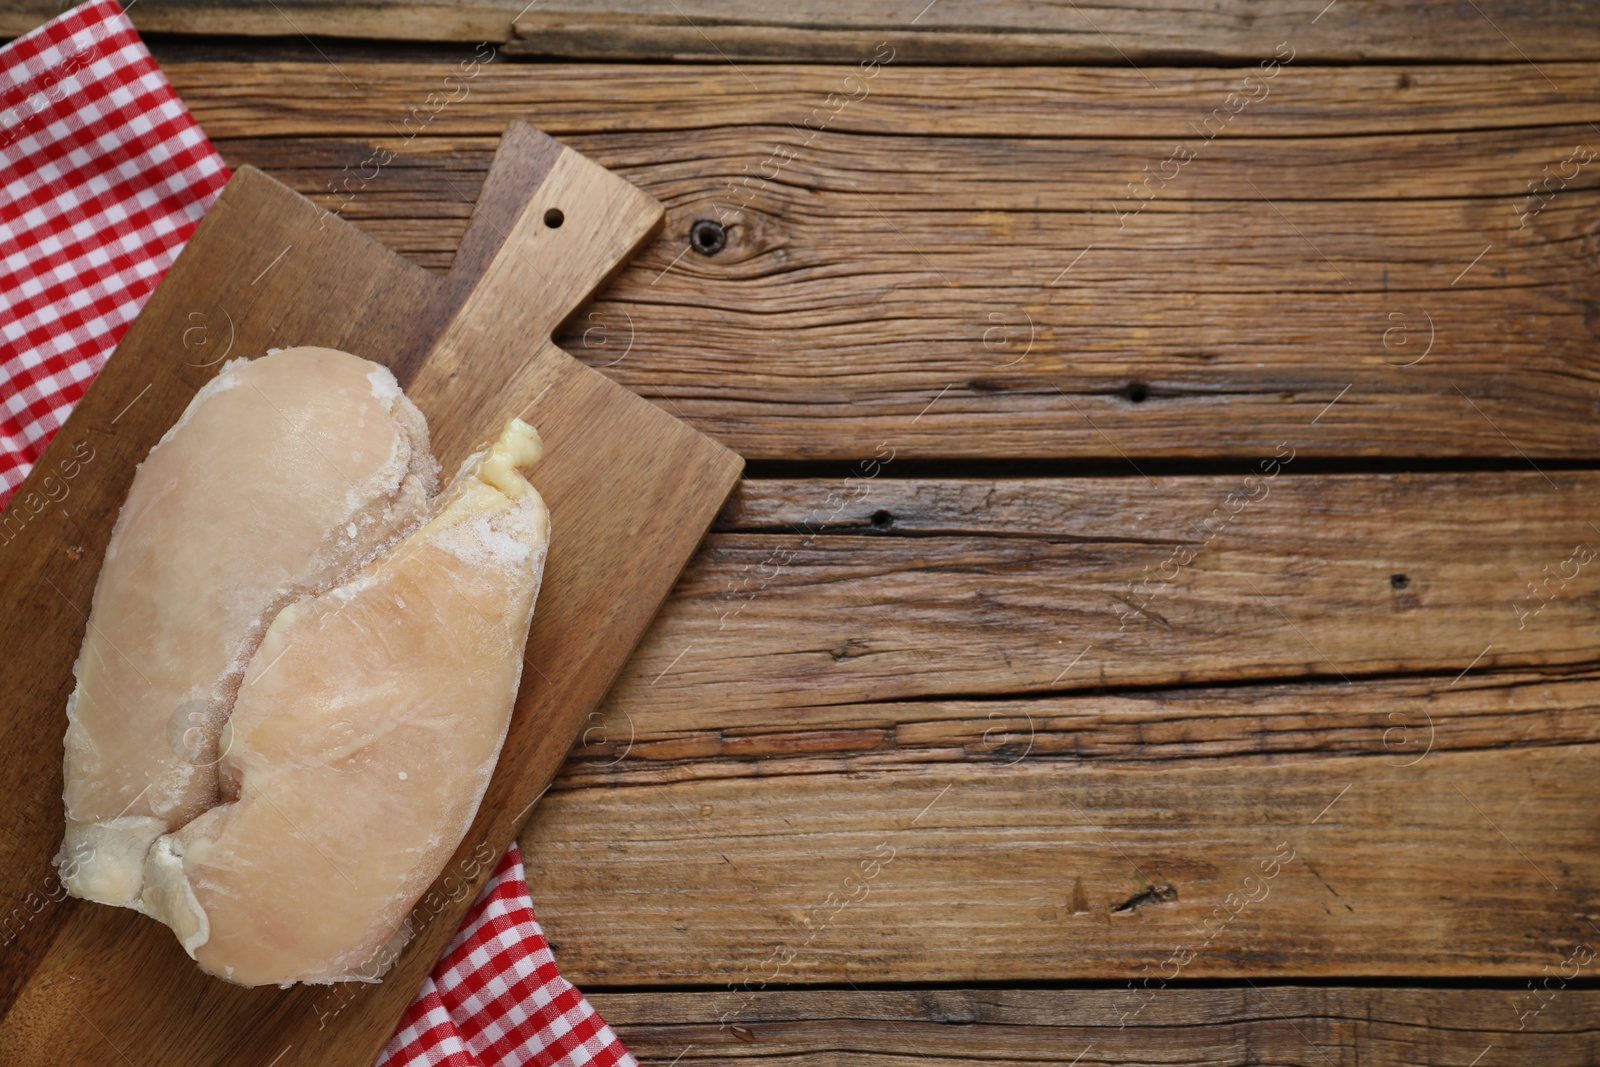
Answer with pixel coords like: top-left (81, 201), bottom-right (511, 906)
top-left (164, 61), bottom-right (1600, 139)
top-left (496, 473), bottom-right (1600, 984)
top-left (161, 61), bottom-right (1600, 139)
top-left (590, 987), bottom-right (1600, 1065)
top-left (0, 122), bottom-right (742, 1067)
top-left (524, 740), bottom-right (1600, 983)
top-left (8, 0), bottom-right (1600, 63)
top-left (155, 60), bottom-right (1600, 461)
top-left (554, 667), bottom-right (1600, 790)
top-left (565, 473), bottom-right (1600, 721)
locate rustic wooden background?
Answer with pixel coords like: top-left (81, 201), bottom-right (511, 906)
top-left (11, 0), bottom-right (1600, 1062)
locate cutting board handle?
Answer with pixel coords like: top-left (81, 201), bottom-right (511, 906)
top-left (410, 122), bottom-right (666, 463)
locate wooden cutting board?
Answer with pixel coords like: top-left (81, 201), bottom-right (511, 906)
top-left (0, 121), bottom-right (741, 1065)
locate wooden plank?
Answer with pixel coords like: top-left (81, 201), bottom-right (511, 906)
top-left (554, 667), bottom-right (1600, 790)
top-left (10, 1), bottom-right (1600, 63)
top-left (223, 126), bottom-right (1600, 207)
top-left (495, 2), bottom-right (1600, 64)
top-left (158, 61), bottom-right (1600, 460)
top-left (591, 988), bottom-right (1600, 1065)
top-left (0, 124), bottom-right (743, 1067)
top-left (554, 474), bottom-right (1600, 720)
top-left (166, 61), bottom-right (1600, 141)
top-left (523, 740), bottom-right (1600, 983)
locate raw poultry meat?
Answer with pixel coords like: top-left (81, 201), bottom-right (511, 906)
top-left (56, 347), bottom-right (550, 987)
top-left (145, 419), bottom-right (549, 985)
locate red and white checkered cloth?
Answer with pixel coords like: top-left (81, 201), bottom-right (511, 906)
top-left (0, 5), bottom-right (636, 1065)
top-left (0, 0), bottom-right (226, 506)
top-left (379, 846), bottom-right (637, 1067)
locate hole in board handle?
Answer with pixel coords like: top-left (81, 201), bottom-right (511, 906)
top-left (544, 208), bottom-right (564, 228)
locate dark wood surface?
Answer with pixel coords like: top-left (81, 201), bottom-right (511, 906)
top-left (155, 60), bottom-right (1600, 462)
top-left (8, 1), bottom-right (1600, 63)
top-left (0, 123), bottom-right (741, 1066)
top-left (588, 988), bottom-right (1600, 1065)
top-left (3, 3), bottom-right (1599, 1064)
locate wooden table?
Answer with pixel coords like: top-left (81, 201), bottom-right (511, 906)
top-left (14, 2), bottom-right (1600, 1061)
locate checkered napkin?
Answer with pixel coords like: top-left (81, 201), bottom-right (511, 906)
top-left (0, 0), bottom-right (225, 506)
top-left (378, 846), bottom-right (637, 1067)
top-left (0, 5), bottom-right (636, 1065)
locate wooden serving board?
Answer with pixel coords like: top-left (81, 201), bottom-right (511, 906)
top-left (0, 121), bottom-right (742, 1065)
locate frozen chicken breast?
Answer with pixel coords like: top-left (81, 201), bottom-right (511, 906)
top-left (55, 347), bottom-right (550, 988)
top-left (144, 421), bottom-right (549, 986)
